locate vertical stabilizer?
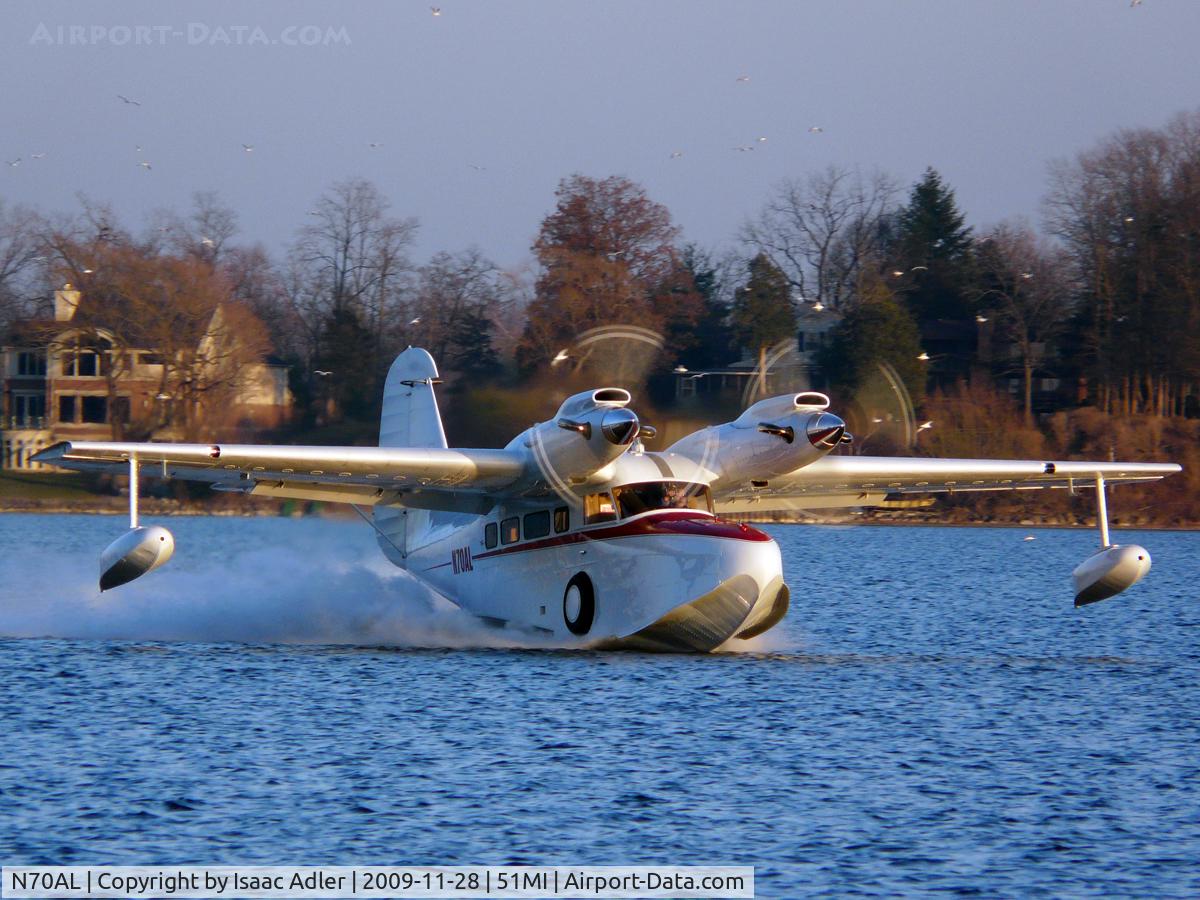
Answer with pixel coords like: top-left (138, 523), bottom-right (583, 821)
top-left (379, 347), bottom-right (448, 450)
top-left (375, 348), bottom-right (446, 566)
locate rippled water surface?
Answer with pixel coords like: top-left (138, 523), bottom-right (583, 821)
top-left (1, 513), bottom-right (1198, 897)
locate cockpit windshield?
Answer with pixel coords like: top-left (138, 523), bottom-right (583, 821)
top-left (612, 481), bottom-right (713, 518)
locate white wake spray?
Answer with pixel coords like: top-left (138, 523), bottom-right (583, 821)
top-left (0, 519), bottom-right (562, 650)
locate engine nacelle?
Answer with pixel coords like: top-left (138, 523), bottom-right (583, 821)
top-left (668, 393), bottom-right (847, 489)
top-left (514, 388), bottom-right (642, 489)
top-left (1073, 544), bottom-right (1151, 606)
top-left (99, 525), bottom-right (175, 591)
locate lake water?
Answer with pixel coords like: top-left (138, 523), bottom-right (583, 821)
top-left (1, 514), bottom-right (1198, 897)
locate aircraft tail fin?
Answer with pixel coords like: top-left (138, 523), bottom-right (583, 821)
top-left (379, 347), bottom-right (448, 450)
top-left (375, 348), bottom-right (447, 567)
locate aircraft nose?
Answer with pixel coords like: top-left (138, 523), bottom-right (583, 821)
top-left (806, 412), bottom-right (845, 449)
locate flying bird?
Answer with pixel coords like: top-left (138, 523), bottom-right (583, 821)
top-left (468, 164), bottom-right (486, 171)
top-left (735, 74), bottom-right (750, 83)
top-left (551, 349), bottom-right (569, 366)
top-left (431, 6), bottom-right (442, 15)
top-left (5, 158), bottom-right (19, 168)
top-left (368, 142), bottom-right (384, 149)
top-left (242, 144), bottom-right (254, 153)
top-left (669, 151), bottom-right (683, 159)
top-left (117, 94), bottom-right (141, 106)
top-left (808, 126), bottom-right (824, 134)
top-left (733, 145), bottom-right (756, 152)
top-left (199, 237), bottom-right (215, 247)
top-left (30, 153), bottom-right (46, 160)
top-left (138, 161), bottom-right (152, 170)
top-left (917, 352), bottom-right (930, 361)
top-left (313, 370), bottom-right (332, 377)
top-left (409, 317), bottom-right (422, 325)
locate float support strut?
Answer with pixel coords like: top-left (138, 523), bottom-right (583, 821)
top-left (1095, 473), bottom-right (1109, 549)
top-left (129, 453), bottom-right (139, 529)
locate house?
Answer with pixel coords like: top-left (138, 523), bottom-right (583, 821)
top-left (1, 286), bottom-right (292, 470)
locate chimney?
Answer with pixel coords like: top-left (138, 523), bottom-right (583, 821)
top-left (54, 284), bottom-right (80, 322)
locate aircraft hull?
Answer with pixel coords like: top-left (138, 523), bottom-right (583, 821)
top-left (406, 512), bottom-right (785, 652)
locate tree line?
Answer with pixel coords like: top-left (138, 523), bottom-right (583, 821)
top-left (2, 108), bottom-right (1199, 447)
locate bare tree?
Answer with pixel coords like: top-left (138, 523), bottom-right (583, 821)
top-left (0, 200), bottom-right (45, 329)
top-left (742, 166), bottom-right (898, 310)
top-left (408, 248), bottom-right (509, 378)
top-left (975, 222), bottom-right (1074, 424)
top-left (289, 178), bottom-right (418, 410)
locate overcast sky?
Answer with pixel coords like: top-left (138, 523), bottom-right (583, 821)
top-left (3, 0), bottom-right (1199, 269)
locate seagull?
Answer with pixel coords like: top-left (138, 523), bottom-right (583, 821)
top-left (975, 315), bottom-right (989, 324)
top-left (368, 142), bottom-right (384, 149)
top-left (82, 268), bottom-right (94, 274)
top-left (812, 301), bottom-right (825, 312)
top-left (733, 145), bottom-right (755, 152)
top-left (117, 94), bottom-right (141, 106)
top-left (552, 348), bottom-right (569, 366)
top-left (669, 151), bottom-right (683, 159)
top-left (1023, 535), bottom-right (1037, 541)
top-left (468, 164), bottom-right (486, 171)
top-left (313, 370), bottom-right (332, 377)
top-left (199, 237), bottom-right (215, 247)
top-left (30, 153), bottom-right (45, 160)
top-left (1020, 272), bottom-right (1034, 280)
top-left (409, 317), bottom-right (421, 325)
top-left (735, 74), bottom-right (750, 83)
top-left (910, 265), bottom-right (929, 272)
top-left (757, 136), bottom-right (768, 143)
top-left (138, 160), bottom-right (152, 170)
top-left (307, 210), bottom-right (320, 216)
top-left (5, 158), bottom-right (19, 168)
top-left (1123, 216), bottom-right (1135, 223)
top-left (808, 125), bottom-right (823, 133)
top-left (891, 269), bottom-right (905, 277)
top-left (242, 144), bottom-right (254, 153)
top-left (918, 420), bottom-right (933, 430)
top-left (135, 144), bottom-right (143, 153)
top-left (431, 6), bottom-right (442, 15)
top-left (155, 393), bottom-right (171, 401)
top-left (1131, 0), bottom-right (1143, 7)
top-left (917, 352), bottom-right (930, 361)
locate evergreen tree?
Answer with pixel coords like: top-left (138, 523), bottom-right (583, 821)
top-left (675, 244), bottom-right (733, 369)
top-left (731, 254), bottom-right (797, 395)
top-left (821, 278), bottom-right (926, 408)
top-left (892, 168), bottom-right (974, 321)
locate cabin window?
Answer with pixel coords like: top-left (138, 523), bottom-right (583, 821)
top-left (613, 481), bottom-right (714, 518)
top-left (554, 506), bottom-right (570, 533)
top-left (484, 522), bottom-right (497, 549)
top-left (500, 516), bottom-right (520, 545)
top-left (524, 510), bottom-right (551, 540)
top-left (584, 491), bottom-right (617, 525)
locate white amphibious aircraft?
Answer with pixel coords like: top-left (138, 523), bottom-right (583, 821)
top-left (36, 348), bottom-right (1181, 652)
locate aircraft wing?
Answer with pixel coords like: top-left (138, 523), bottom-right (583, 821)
top-left (33, 440), bottom-right (525, 512)
top-left (712, 455), bottom-right (1182, 513)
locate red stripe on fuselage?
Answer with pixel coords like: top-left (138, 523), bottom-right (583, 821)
top-left (470, 511), bottom-right (771, 564)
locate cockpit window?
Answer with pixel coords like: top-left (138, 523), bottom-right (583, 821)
top-left (613, 481), bottom-right (713, 518)
top-left (584, 492), bottom-right (618, 525)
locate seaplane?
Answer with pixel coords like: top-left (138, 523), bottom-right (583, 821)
top-left (34, 348), bottom-right (1181, 652)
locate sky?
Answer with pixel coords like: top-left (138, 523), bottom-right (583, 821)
top-left (3, 0), bottom-right (1200, 270)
